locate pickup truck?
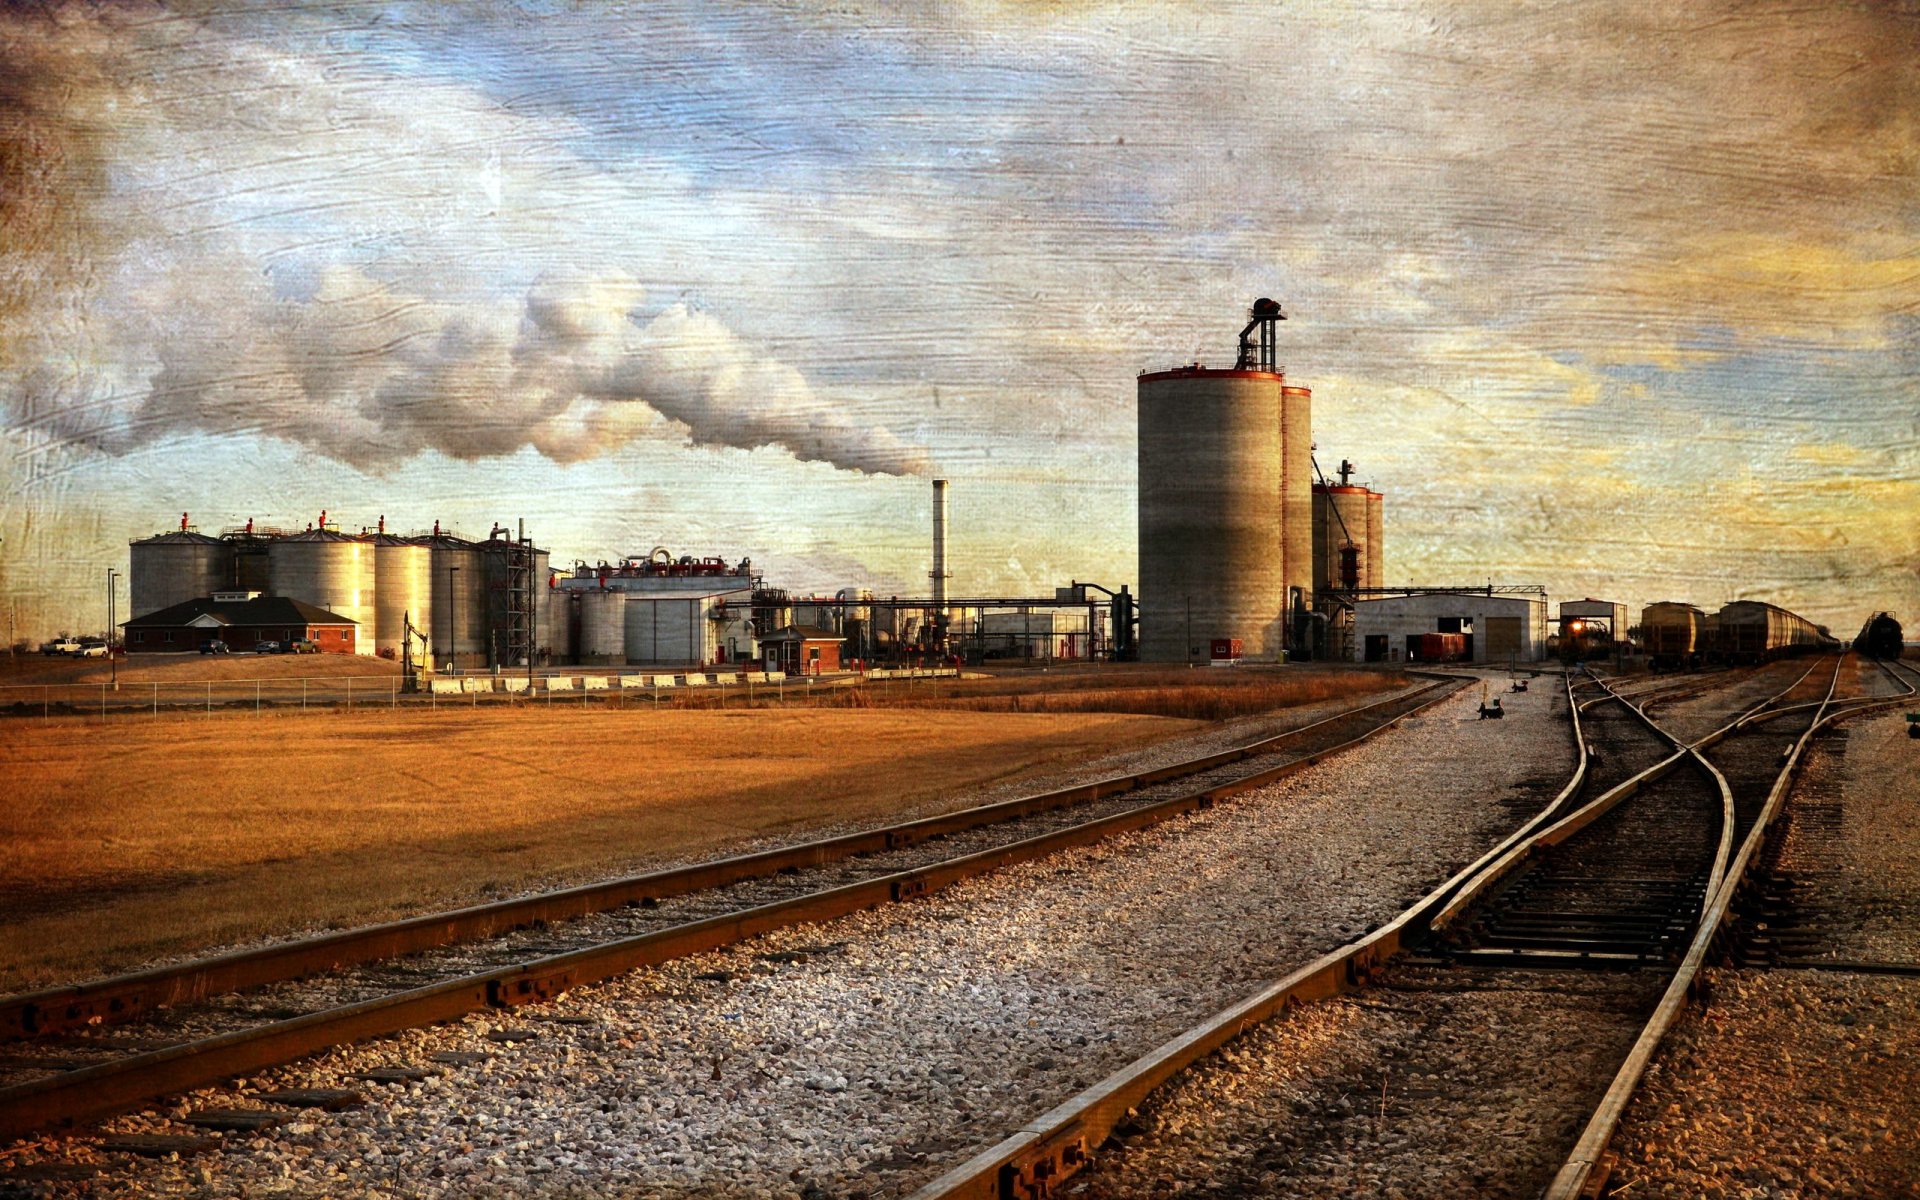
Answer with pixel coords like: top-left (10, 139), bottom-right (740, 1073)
top-left (41, 638), bottom-right (83, 656)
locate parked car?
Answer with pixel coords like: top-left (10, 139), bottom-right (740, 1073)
top-left (288, 638), bottom-right (320, 654)
top-left (252, 640), bottom-right (284, 654)
top-left (199, 639), bottom-right (231, 655)
top-left (41, 637), bottom-right (82, 656)
top-left (76, 640), bottom-right (110, 659)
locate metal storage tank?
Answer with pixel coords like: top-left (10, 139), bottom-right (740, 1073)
top-left (532, 548), bottom-right (552, 659)
top-left (267, 530), bottom-right (375, 654)
top-left (549, 588), bottom-right (578, 664)
top-left (579, 588), bottom-right (627, 664)
top-left (419, 533), bottom-right (487, 668)
top-left (129, 529), bottom-right (234, 619)
top-left (1138, 366), bottom-right (1288, 661)
top-left (370, 535), bottom-right (431, 659)
top-left (231, 538), bottom-right (272, 591)
top-left (1365, 490), bottom-right (1384, 592)
top-left (1280, 384), bottom-right (1313, 608)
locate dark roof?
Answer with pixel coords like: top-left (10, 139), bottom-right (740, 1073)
top-left (124, 595), bottom-right (357, 628)
top-left (761, 624), bottom-right (841, 642)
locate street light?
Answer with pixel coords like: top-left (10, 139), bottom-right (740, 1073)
top-left (447, 565), bottom-right (460, 674)
top-left (107, 567), bottom-right (121, 690)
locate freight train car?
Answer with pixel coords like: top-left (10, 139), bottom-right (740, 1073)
top-left (1640, 602), bottom-right (1709, 670)
top-left (1715, 600), bottom-right (1837, 664)
top-left (1415, 631), bottom-right (1467, 662)
top-left (1854, 611), bottom-right (1904, 661)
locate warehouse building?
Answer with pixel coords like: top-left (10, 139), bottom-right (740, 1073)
top-left (1353, 592), bottom-right (1548, 663)
top-left (124, 592), bottom-right (358, 653)
top-left (553, 553), bottom-right (759, 667)
top-left (1559, 598), bottom-right (1629, 640)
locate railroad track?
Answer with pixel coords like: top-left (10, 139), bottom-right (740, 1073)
top-left (1730, 656), bottom-right (1920, 978)
top-left (911, 653), bottom-right (1919, 1200)
top-left (0, 675), bottom-right (1463, 1145)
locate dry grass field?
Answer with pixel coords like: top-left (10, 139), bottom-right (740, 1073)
top-left (0, 663), bottom-right (1408, 991)
top-left (0, 705), bottom-right (1200, 990)
top-left (833, 664), bottom-right (1409, 721)
top-left (0, 651), bottom-right (403, 687)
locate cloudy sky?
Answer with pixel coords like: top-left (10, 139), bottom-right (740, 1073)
top-left (2, 0), bottom-right (1915, 640)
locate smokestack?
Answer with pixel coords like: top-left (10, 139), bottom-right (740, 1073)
top-left (931, 478), bottom-right (950, 611)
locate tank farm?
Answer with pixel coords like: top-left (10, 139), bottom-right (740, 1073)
top-left (4, 301), bottom-right (1913, 1200)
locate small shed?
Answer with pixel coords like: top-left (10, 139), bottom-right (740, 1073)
top-left (760, 624), bottom-right (842, 675)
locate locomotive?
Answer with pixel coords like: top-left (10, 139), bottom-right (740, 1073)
top-left (1854, 611), bottom-right (1905, 661)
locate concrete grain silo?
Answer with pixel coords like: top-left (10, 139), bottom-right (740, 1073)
top-left (129, 524), bottom-right (234, 619)
top-left (1312, 483), bottom-right (1371, 591)
top-left (1280, 384), bottom-right (1313, 605)
top-left (1310, 459), bottom-right (1385, 594)
top-left (268, 529), bottom-right (375, 654)
top-left (1136, 299), bottom-right (1309, 662)
top-left (1366, 489), bottom-right (1384, 592)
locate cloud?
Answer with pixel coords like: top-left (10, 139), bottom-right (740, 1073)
top-left (0, 5), bottom-right (929, 477)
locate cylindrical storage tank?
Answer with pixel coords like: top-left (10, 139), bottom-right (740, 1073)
top-left (232, 540), bottom-right (271, 591)
top-left (532, 549), bottom-right (552, 659)
top-left (579, 588), bottom-right (627, 664)
top-left (420, 535), bottom-right (487, 668)
top-left (129, 531), bottom-right (233, 619)
top-left (371, 536), bottom-right (431, 660)
top-left (1279, 385), bottom-right (1314, 613)
top-left (1138, 368), bottom-right (1287, 661)
top-left (1366, 491), bottom-right (1384, 592)
top-left (267, 531), bottom-right (375, 654)
top-left (550, 588), bottom-right (578, 664)
top-left (1311, 485), bottom-right (1372, 592)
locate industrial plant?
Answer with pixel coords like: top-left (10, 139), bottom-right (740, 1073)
top-left (121, 299), bottom-right (1813, 673)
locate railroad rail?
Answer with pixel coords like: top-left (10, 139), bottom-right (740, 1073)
top-left (912, 654), bottom-right (1907, 1200)
top-left (0, 675), bottom-right (1464, 1143)
top-left (1733, 657), bottom-right (1920, 975)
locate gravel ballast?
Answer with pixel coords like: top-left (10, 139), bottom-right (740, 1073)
top-left (5, 677), bottom-right (1574, 1197)
top-left (1607, 700), bottom-right (1920, 1198)
top-left (1068, 968), bottom-right (1656, 1200)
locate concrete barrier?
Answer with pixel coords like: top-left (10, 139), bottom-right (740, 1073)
top-left (501, 678), bottom-right (530, 693)
top-left (462, 678), bottom-right (496, 693)
top-left (619, 675), bottom-right (649, 689)
top-left (682, 674), bottom-right (707, 687)
top-left (543, 677), bottom-right (576, 691)
top-left (712, 673), bottom-right (739, 686)
top-left (651, 675), bottom-right (676, 688)
top-left (582, 676), bottom-right (609, 691)
top-left (429, 679), bottom-right (463, 695)
top-left (765, 671), bottom-right (787, 683)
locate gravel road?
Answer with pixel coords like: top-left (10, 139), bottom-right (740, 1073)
top-left (3, 676), bottom-right (1574, 1197)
